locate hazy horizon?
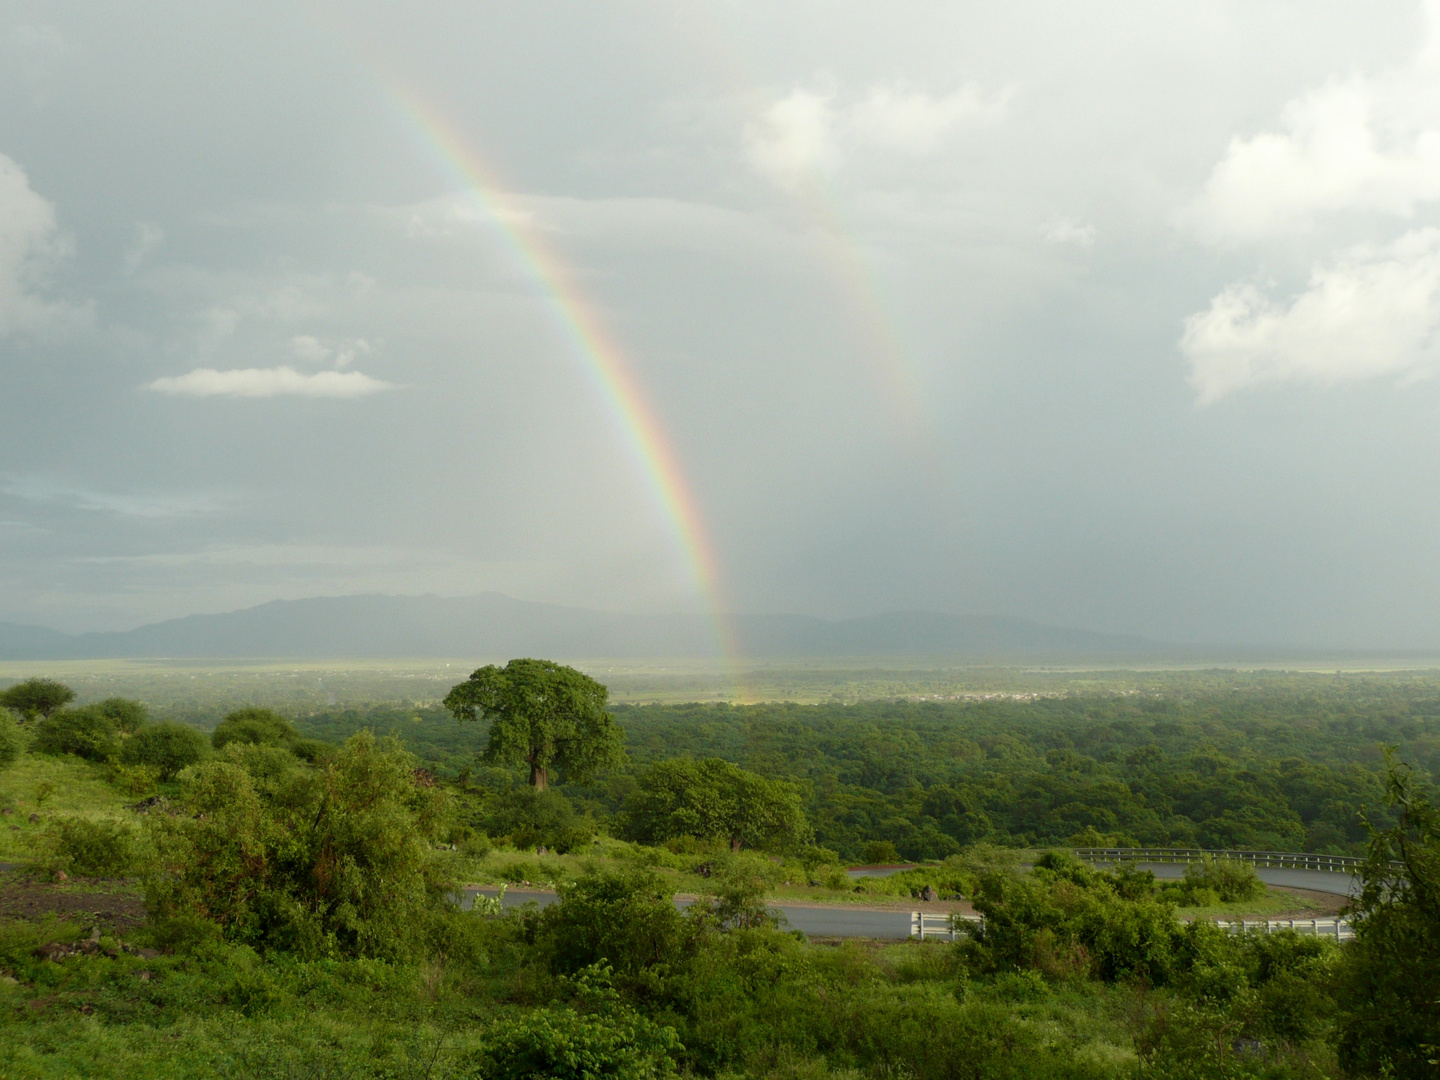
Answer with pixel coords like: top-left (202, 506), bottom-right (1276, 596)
top-left (6, 3), bottom-right (1440, 650)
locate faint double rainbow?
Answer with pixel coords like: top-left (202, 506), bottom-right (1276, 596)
top-left (379, 81), bottom-right (739, 672)
top-left (679, 3), bottom-right (935, 439)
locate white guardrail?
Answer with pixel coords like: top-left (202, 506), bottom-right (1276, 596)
top-left (1215, 917), bottom-right (1354, 941)
top-left (1073, 848), bottom-right (1365, 873)
top-left (910, 912), bottom-right (980, 940)
top-left (909, 910), bottom-right (1354, 942)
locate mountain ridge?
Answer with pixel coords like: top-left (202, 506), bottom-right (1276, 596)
top-left (0, 592), bottom-right (1354, 662)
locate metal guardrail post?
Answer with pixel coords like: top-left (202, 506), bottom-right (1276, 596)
top-left (1073, 846), bottom-right (1369, 872)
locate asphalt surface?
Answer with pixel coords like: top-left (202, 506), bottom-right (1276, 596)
top-left (461, 862), bottom-right (1359, 941)
top-left (1137, 862), bottom-right (1358, 897)
top-left (460, 888), bottom-right (925, 939)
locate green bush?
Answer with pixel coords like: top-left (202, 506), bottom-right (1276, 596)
top-left (964, 853), bottom-right (1182, 984)
top-left (93, 697), bottom-right (149, 733)
top-left (211, 708), bottom-right (300, 751)
top-left (40, 815), bottom-right (139, 876)
top-left (534, 868), bottom-right (692, 985)
top-left (121, 722), bottom-right (207, 780)
top-left (622, 757), bottom-right (812, 853)
top-left (32, 705), bottom-right (118, 761)
top-left (861, 840), bottom-right (901, 864)
top-left (219, 742), bottom-right (305, 788)
top-left (0, 708), bottom-right (23, 770)
top-left (108, 761), bottom-right (161, 797)
top-left (1334, 764), bottom-right (1440, 1080)
top-left (0, 677), bottom-right (74, 720)
top-left (485, 786), bottom-right (595, 853)
top-left (448, 824), bottom-right (493, 858)
top-left (1180, 856), bottom-right (1266, 903)
top-left (479, 1000), bottom-right (681, 1080)
top-left (144, 731), bottom-right (453, 960)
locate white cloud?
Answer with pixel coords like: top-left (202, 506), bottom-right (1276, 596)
top-left (745, 82), bottom-right (1002, 190)
top-left (851, 84), bottom-right (1002, 156)
top-left (146, 366), bottom-right (396, 399)
top-left (0, 152), bottom-right (86, 335)
top-left (1188, 3), bottom-right (1440, 243)
top-left (1043, 218), bottom-right (1097, 247)
top-left (289, 334), bottom-right (371, 367)
top-left (1181, 228), bottom-right (1440, 402)
top-left (744, 89), bottom-right (839, 191)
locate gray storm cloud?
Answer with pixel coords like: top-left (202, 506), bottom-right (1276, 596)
top-left (2, 0), bottom-right (1440, 650)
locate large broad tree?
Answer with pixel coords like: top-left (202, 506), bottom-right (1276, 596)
top-left (443, 658), bottom-right (623, 791)
top-left (0, 678), bottom-right (75, 721)
top-left (623, 757), bottom-right (812, 852)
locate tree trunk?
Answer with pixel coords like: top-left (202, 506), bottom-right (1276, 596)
top-left (530, 763), bottom-right (548, 791)
top-left (730, 836), bottom-right (742, 852)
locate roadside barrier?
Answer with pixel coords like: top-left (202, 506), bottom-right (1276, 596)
top-left (1073, 848), bottom-right (1364, 873)
top-left (1214, 917), bottom-right (1354, 942)
top-left (910, 909), bottom-right (1354, 943)
top-left (910, 912), bottom-right (980, 941)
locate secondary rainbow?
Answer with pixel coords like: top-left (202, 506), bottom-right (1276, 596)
top-left (383, 83), bottom-right (738, 666)
top-left (678, 3), bottom-right (933, 437)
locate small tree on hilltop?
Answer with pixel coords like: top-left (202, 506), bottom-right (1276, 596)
top-left (443, 658), bottom-right (623, 791)
top-left (0, 678), bottom-right (75, 721)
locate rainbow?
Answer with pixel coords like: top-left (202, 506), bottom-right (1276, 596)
top-left (380, 83), bottom-right (740, 670)
top-left (676, 4), bottom-right (934, 437)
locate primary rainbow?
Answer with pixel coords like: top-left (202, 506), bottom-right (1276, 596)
top-left (382, 83), bottom-right (738, 668)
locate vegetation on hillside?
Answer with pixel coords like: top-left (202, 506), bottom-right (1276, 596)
top-left (0, 671), bottom-right (1437, 1076)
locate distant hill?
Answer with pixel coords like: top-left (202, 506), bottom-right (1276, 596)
top-left (0, 592), bottom-right (1235, 662)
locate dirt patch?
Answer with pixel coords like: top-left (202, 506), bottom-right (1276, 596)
top-left (0, 874), bottom-right (147, 933)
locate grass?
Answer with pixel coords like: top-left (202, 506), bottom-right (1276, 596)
top-left (0, 753), bottom-right (133, 862)
top-left (1174, 889), bottom-right (1335, 920)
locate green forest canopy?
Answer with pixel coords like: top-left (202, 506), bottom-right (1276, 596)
top-left (294, 676), bottom-right (1440, 860)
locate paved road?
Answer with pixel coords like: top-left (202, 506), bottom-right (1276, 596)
top-left (462, 859), bottom-right (1358, 941)
top-left (850, 861), bottom-right (1361, 897)
top-left (460, 888), bottom-right (922, 939)
top-left (1136, 862), bottom-right (1358, 897)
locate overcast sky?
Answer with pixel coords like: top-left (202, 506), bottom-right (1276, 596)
top-left (5, 1), bottom-right (1440, 648)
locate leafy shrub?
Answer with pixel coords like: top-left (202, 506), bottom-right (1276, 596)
top-left (144, 731), bottom-right (453, 960)
top-left (121, 721), bottom-right (207, 780)
top-left (40, 815), bottom-right (139, 876)
top-left (534, 868), bottom-right (692, 985)
top-left (479, 1000), bottom-right (681, 1080)
top-left (485, 786), bottom-right (595, 853)
top-left (1335, 764), bottom-right (1440, 1080)
top-left (0, 677), bottom-right (74, 720)
top-left (32, 705), bottom-right (118, 761)
top-left (211, 708), bottom-right (300, 751)
top-left (0, 709), bottom-right (23, 770)
top-left (861, 840), bottom-right (901, 864)
top-left (1180, 856), bottom-right (1266, 903)
top-left (108, 761), bottom-right (161, 797)
top-left (623, 758), bottom-right (812, 853)
top-left (449, 824), bottom-right (493, 858)
top-left (964, 853), bottom-right (1182, 984)
top-left (93, 697), bottom-right (149, 733)
top-left (219, 742), bottom-right (304, 789)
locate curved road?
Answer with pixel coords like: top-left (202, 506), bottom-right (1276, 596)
top-left (462, 863), bottom-right (1358, 941)
top-left (1136, 862), bottom-right (1359, 897)
top-left (460, 888), bottom-right (923, 939)
top-left (850, 861), bottom-right (1359, 898)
